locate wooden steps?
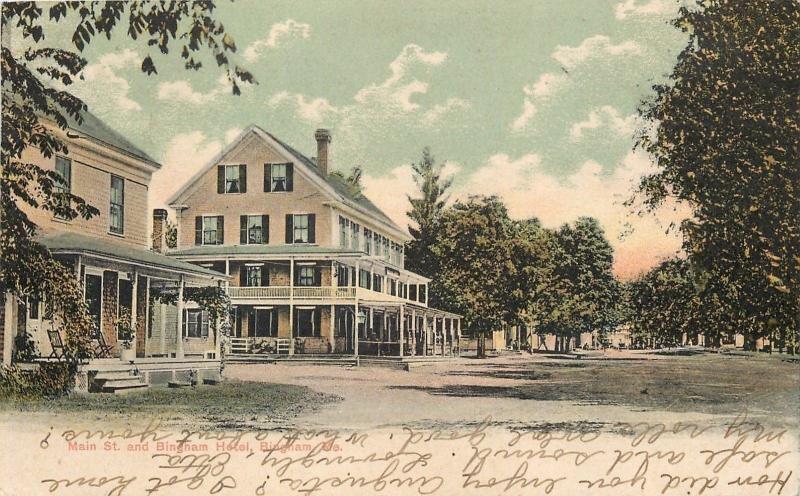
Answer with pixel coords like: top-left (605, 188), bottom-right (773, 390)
top-left (92, 370), bottom-right (148, 394)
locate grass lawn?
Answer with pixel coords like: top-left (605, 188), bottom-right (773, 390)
top-left (0, 380), bottom-right (341, 428)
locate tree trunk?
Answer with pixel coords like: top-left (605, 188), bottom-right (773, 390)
top-left (477, 330), bottom-right (486, 358)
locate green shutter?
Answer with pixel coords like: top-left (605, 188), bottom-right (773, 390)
top-left (239, 164), bottom-right (247, 193)
top-left (216, 216), bottom-right (224, 245)
top-left (195, 217), bottom-right (202, 245)
top-left (262, 215), bottom-right (269, 244)
top-left (307, 214), bottom-right (316, 243)
top-left (217, 166), bottom-right (224, 193)
top-left (264, 164), bottom-right (271, 192)
top-left (285, 215), bottom-right (293, 244)
top-left (286, 163), bottom-right (293, 191)
top-left (240, 215), bottom-right (247, 244)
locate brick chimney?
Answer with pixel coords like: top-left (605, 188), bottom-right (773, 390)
top-left (152, 209), bottom-right (168, 253)
top-left (314, 128), bottom-right (331, 176)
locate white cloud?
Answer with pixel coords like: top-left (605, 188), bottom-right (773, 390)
top-left (243, 19), bottom-right (311, 62)
top-left (420, 98), bottom-right (470, 125)
top-left (569, 105), bottom-right (638, 141)
top-left (460, 150), bottom-right (688, 278)
top-left (269, 91), bottom-right (339, 123)
top-left (511, 72), bottom-right (568, 131)
top-left (224, 127), bottom-right (243, 144)
top-left (266, 44), bottom-right (468, 165)
top-left (524, 72), bottom-right (568, 99)
top-left (150, 131), bottom-right (226, 210)
top-left (75, 49), bottom-right (141, 112)
top-left (361, 161), bottom-right (461, 229)
top-left (511, 100), bottom-right (538, 131)
top-left (156, 74), bottom-right (233, 105)
top-left (354, 44), bottom-right (449, 112)
top-left (552, 35), bottom-right (641, 69)
top-left (614, 0), bottom-right (681, 20)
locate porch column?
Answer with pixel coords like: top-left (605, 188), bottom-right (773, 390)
top-left (176, 276), bottom-right (185, 359)
top-left (369, 307), bottom-right (374, 343)
top-left (354, 260), bottom-right (360, 358)
top-left (444, 318), bottom-right (449, 356)
top-left (410, 308), bottom-right (416, 356)
top-left (440, 317), bottom-right (445, 356)
top-left (399, 305), bottom-right (405, 358)
top-left (159, 297), bottom-right (167, 355)
top-left (423, 313), bottom-right (428, 356)
top-left (289, 258), bottom-right (294, 355)
top-left (2, 294), bottom-right (13, 365)
top-left (130, 270), bottom-right (138, 340)
top-left (329, 304), bottom-right (335, 351)
top-left (216, 281), bottom-right (224, 359)
top-left (353, 300), bottom-right (360, 358)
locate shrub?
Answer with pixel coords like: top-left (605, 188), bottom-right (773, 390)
top-left (0, 362), bottom-right (77, 400)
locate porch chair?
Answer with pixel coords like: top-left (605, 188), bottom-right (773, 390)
top-left (48, 330), bottom-right (66, 359)
top-left (91, 329), bottom-right (113, 358)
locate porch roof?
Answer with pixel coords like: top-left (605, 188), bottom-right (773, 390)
top-left (39, 232), bottom-right (227, 280)
top-left (169, 244), bottom-right (361, 258)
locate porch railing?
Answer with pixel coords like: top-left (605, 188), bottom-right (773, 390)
top-left (230, 337), bottom-right (252, 354)
top-left (228, 286), bottom-right (357, 300)
top-left (226, 285), bottom-right (427, 306)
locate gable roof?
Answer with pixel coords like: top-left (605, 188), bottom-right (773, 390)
top-left (64, 109), bottom-right (160, 168)
top-left (169, 125), bottom-right (407, 239)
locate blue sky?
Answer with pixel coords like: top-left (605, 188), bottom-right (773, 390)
top-left (9, 0), bottom-right (694, 277)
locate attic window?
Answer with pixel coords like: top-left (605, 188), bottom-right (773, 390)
top-left (218, 165), bottom-right (247, 194)
top-left (272, 163), bottom-right (287, 191)
top-left (264, 163), bottom-right (293, 192)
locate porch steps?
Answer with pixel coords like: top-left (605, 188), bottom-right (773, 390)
top-left (92, 370), bottom-right (148, 394)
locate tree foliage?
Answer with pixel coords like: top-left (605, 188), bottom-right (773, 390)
top-left (429, 196), bottom-right (519, 356)
top-left (634, 0), bottom-right (799, 350)
top-left (629, 258), bottom-right (700, 347)
top-left (1, 1), bottom-right (253, 357)
top-left (538, 217), bottom-right (621, 351)
top-left (405, 147), bottom-right (452, 280)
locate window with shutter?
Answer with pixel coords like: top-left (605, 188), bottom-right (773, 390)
top-left (200, 216), bottom-right (224, 245)
top-left (221, 165), bottom-right (244, 193)
top-left (290, 214), bottom-right (313, 244)
top-left (240, 215), bottom-right (267, 244)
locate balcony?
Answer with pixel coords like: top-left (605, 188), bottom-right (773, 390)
top-left (227, 285), bottom-right (426, 306)
top-left (228, 286), bottom-right (355, 301)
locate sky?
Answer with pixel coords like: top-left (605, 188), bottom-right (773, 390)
top-left (9, 0), bottom-right (694, 279)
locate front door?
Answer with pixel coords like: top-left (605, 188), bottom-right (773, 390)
top-left (84, 274), bottom-right (102, 334)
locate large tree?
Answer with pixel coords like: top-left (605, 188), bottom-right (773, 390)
top-left (405, 147), bottom-right (452, 286)
top-left (539, 217), bottom-right (620, 351)
top-left (634, 0), bottom-right (799, 351)
top-left (508, 217), bottom-right (556, 341)
top-left (1, 1), bottom-right (253, 357)
top-left (629, 258), bottom-right (700, 348)
top-left (430, 196), bottom-right (519, 357)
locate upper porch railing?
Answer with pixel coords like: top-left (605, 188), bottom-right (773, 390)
top-left (228, 286), bottom-right (356, 300)
top-left (227, 285), bottom-right (425, 305)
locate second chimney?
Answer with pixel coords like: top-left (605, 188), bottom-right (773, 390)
top-left (152, 208), bottom-right (168, 253)
top-left (315, 128), bottom-right (331, 176)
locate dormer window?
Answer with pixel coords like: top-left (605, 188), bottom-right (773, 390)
top-left (217, 165), bottom-right (246, 194)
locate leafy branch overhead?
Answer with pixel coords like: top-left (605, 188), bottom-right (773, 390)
top-left (1, 0), bottom-right (254, 357)
top-left (632, 0), bottom-right (799, 349)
